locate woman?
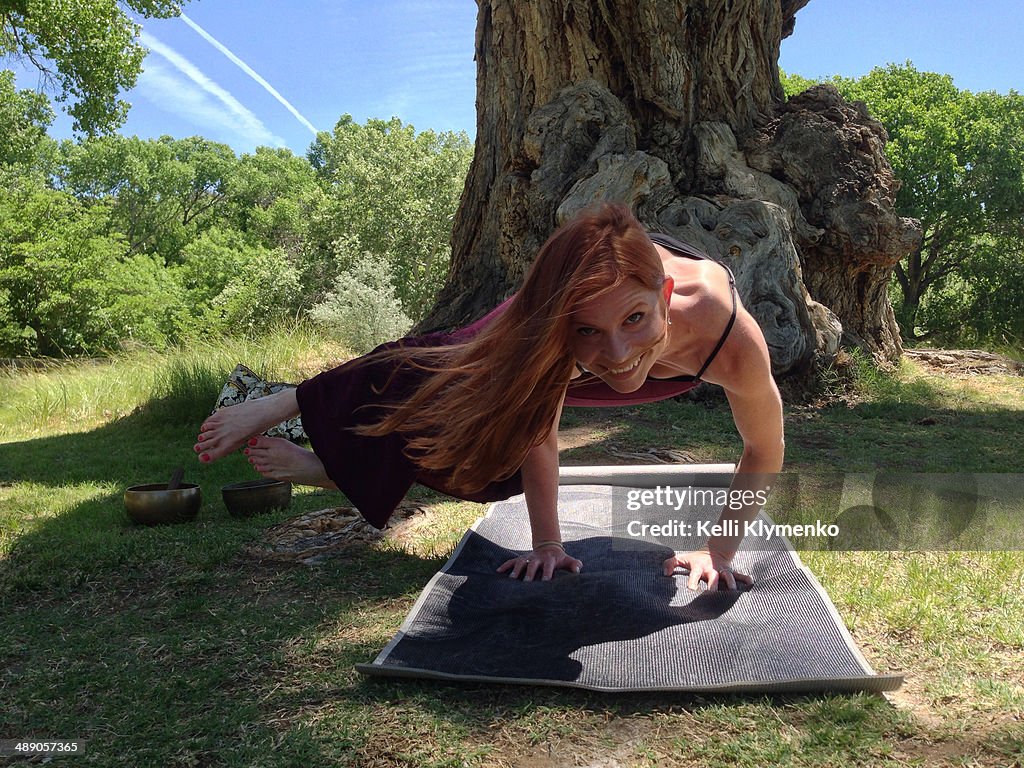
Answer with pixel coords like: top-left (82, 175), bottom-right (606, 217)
top-left (195, 204), bottom-right (784, 589)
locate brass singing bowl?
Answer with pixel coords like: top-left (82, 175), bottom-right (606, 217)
top-left (124, 483), bottom-right (201, 525)
top-left (222, 478), bottom-right (292, 518)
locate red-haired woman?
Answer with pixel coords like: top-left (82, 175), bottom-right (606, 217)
top-left (194, 204), bottom-right (784, 589)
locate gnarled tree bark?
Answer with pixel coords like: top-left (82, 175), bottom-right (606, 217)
top-left (422, 0), bottom-right (920, 385)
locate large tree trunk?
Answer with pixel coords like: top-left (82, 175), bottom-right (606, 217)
top-left (422, 0), bottom-right (920, 385)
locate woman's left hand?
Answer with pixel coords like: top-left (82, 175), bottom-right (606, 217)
top-left (662, 549), bottom-right (753, 591)
top-left (497, 545), bottom-right (583, 581)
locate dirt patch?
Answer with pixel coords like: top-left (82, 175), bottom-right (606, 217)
top-left (240, 502), bottom-right (429, 565)
top-left (882, 679), bottom-right (946, 732)
top-left (904, 348), bottom-right (1024, 377)
top-left (602, 444), bottom-right (697, 463)
top-left (888, 722), bottom-right (1024, 768)
top-left (560, 427), bottom-right (701, 465)
top-left (499, 716), bottom-right (658, 768)
top-left (558, 425), bottom-right (606, 452)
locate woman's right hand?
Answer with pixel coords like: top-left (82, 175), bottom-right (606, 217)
top-left (496, 544), bottom-right (583, 581)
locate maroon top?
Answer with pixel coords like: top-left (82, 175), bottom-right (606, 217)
top-left (295, 233), bottom-right (736, 527)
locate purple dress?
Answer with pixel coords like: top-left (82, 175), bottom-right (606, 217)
top-left (294, 233), bottom-right (736, 528)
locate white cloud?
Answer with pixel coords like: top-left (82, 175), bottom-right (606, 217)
top-left (138, 30), bottom-right (287, 148)
top-left (179, 13), bottom-right (319, 137)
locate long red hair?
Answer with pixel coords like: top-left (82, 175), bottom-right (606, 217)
top-left (358, 203), bottom-right (666, 493)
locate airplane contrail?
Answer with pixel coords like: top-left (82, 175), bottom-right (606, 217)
top-left (179, 12), bottom-right (320, 137)
top-left (140, 31), bottom-right (286, 148)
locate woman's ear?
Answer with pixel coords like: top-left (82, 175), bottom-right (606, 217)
top-left (661, 275), bottom-right (675, 303)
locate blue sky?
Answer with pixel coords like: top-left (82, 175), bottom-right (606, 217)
top-left (9, 0), bottom-right (1021, 157)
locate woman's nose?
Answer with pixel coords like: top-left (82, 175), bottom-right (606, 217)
top-left (602, 332), bottom-right (631, 363)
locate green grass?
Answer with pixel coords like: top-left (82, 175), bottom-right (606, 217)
top-left (1, 340), bottom-right (1023, 767)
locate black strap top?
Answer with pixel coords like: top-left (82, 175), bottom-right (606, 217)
top-left (647, 232), bottom-right (738, 383)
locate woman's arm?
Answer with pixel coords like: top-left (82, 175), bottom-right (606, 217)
top-left (663, 302), bottom-right (785, 590)
top-left (496, 388), bottom-right (583, 581)
top-left (520, 410), bottom-right (563, 546)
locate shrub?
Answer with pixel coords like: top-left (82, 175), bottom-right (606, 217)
top-left (172, 228), bottom-right (302, 338)
top-left (308, 251), bottom-right (411, 353)
top-left (0, 185), bottom-right (183, 355)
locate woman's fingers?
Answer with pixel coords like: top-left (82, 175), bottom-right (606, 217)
top-left (689, 565), bottom-right (707, 592)
top-left (663, 554), bottom-right (680, 577)
top-left (719, 569), bottom-right (736, 591)
top-left (496, 555), bottom-right (536, 580)
top-left (664, 551), bottom-right (752, 591)
top-left (496, 553), bottom-right (583, 581)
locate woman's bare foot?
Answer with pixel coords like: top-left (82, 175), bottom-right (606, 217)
top-left (194, 389), bottom-right (300, 463)
top-left (244, 436), bottom-right (337, 488)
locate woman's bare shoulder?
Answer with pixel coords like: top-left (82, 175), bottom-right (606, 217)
top-left (656, 244), bottom-right (730, 300)
top-left (666, 258), bottom-right (735, 336)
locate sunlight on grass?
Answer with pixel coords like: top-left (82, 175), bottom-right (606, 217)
top-left (803, 549), bottom-right (1024, 724)
top-left (380, 500), bottom-right (484, 560)
top-left (0, 327), bottom-right (352, 441)
top-left (2, 339), bottom-right (1023, 766)
top-left (0, 481), bottom-right (115, 557)
top-left (898, 354), bottom-right (1024, 412)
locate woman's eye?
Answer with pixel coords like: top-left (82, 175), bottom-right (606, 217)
top-left (625, 312), bottom-right (644, 325)
top-left (577, 327), bottom-right (598, 337)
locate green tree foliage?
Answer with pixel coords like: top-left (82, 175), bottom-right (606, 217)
top-left (172, 227), bottom-right (301, 337)
top-left (917, 237), bottom-right (1024, 347)
top-left (225, 146), bottom-right (323, 256)
top-left (0, 181), bottom-right (181, 356)
top-left (202, 245), bottom-right (301, 337)
top-left (783, 63), bottom-right (1024, 345)
top-left (840, 66), bottom-right (1024, 343)
top-left (0, 113), bottom-right (470, 357)
top-left (60, 135), bottom-right (236, 263)
top-left (779, 69), bottom-right (818, 100)
top-left (309, 115), bottom-right (473, 321)
top-left (0, 68), bottom-right (52, 167)
top-left (0, 0), bottom-right (183, 135)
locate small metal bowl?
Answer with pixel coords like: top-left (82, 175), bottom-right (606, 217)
top-left (124, 483), bottom-right (201, 526)
top-left (222, 479), bottom-right (292, 518)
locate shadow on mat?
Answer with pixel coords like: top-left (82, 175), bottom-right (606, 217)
top-left (384, 535), bottom-right (742, 682)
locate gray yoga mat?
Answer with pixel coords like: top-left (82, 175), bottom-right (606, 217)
top-left (357, 474), bottom-right (903, 693)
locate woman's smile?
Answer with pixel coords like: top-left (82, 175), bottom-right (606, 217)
top-left (602, 353), bottom-right (645, 378)
top-left (570, 278), bottom-right (672, 391)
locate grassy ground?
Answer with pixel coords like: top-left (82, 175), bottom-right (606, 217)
top-left (1, 338), bottom-right (1022, 767)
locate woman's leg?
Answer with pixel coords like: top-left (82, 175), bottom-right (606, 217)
top-left (195, 388), bottom-right (300, 462)
top-left (244, 436), bottom-right (338, 488)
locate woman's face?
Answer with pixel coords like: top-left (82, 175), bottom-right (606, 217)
top-left (569, 277), bottom-right (672, 392)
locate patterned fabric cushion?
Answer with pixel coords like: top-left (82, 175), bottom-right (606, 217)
top-left (212, 363), bottom-right (306, 442)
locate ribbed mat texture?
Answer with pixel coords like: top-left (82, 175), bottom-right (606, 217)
top-left (357, 485), bottom-right (903, 693)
